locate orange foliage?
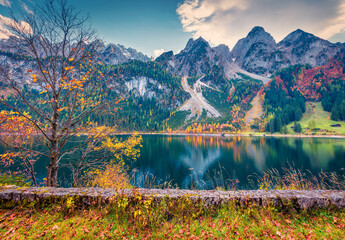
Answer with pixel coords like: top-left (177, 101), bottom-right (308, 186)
top-left (267, 53), bottom-right (345, 101)
top-left (0, 111), bottom-right (38, 166)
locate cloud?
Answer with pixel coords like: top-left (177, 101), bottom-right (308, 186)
top-left (0, 14), bottom-right (32, 39)
top-left (0, 0), bottom-right (10, 7)
top-left (177, 0), bottom-right (345, 49)
top-left (22, 3), bottom-right (34, 15)
top-left (153, 48), bottom-right (165, 57)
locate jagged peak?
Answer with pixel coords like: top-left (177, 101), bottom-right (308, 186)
top-left (155, 50), bottom-right (175, 62)
top-left (287, 29), bottom-right (313, 37)
top-left (90, 39), bottom-right (105, 48)
top-left (194, 36), bottom-right (207, 43)
top-left (279, 29), bottom-right (325, 46)
top-left (248, 26), bottom-right (266, 36)
top-left (182, 36), bottom-right (210, 54)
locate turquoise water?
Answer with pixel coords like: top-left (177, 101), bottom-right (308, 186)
top-left (1, 135), bottom-right (345, 189)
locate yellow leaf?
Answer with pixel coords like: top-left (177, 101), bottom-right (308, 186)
top-left (68, 58), bottom-right (74, 61)
top-left (39, 90), bottom-right (47, 95)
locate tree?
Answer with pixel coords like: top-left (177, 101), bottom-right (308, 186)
top-left (0, 0), bottom-right (141, 187)
top-left (269, 119), bottom-right (275, 134)
top-left (294, 122), bottom-right (302, 133)
top-left (308, 119), bottom-right (316, 131)
top-left (282, 125), bottom-right (288, 134)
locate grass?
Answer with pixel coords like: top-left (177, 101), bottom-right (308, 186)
top-left (252, 166), bottom-right (345, 191)
top-left (1, 197), bottom-right (345, 239)
top-left (0, 173), bottom-right (31, 187)
top-left (287, 102), bottom-right (345, 135)
top-left (1, 166), bottom-right (345, 239)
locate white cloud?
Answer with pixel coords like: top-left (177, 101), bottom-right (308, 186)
top-left (0, 14), bottom-right (32, 39)
top-left (153, 48), bottom-right (165, 57)
top-left (22, 3), bottom-right (34, 15)
top-left (177, 0), bottom-right (345, 49)
top-left (0, 0), bottom-right (10, 7)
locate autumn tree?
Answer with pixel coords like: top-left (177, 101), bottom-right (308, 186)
top-left (0, 0), bottom-right (140, 187)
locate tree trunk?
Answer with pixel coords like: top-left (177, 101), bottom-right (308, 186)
top-left (47, 163), bottom-right (59, 187)
top-left (47, 139), bottom-right (59, 187)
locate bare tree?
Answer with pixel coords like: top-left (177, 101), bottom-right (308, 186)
top-left (0, 0), bottom-right (111, 187)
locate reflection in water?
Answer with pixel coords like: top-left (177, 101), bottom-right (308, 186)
top-left (246, 142), bottom-right (266, 172)
top-left (1, 135), bottom-right (345, 189)
top-left (130, 135), bottom-right (345, 189)
top-left (179, 144), bottom-right (221, 188)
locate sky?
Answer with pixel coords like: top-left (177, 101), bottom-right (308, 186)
top-left (1, 0), bottom-right (345, 57)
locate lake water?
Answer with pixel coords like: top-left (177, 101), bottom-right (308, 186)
top-left (1, 135), bottom-right (345, 189)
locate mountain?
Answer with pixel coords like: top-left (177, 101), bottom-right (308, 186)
top-left (232, 26), bottom-right (277, 63)
top-left (231, 27), bottom-right (343, 75)
top-left (156, 36), bottom-right (268, 85)
top-left (1, 28), bottom-right (345, 132)
top-left (0, 37), bottom-right (151, 65)
top-left (92, 40), bottom-right (151, 65)
top-left (278, 29), bottom-right (341, 67)
top-left (156, 37), bottom-right (223, 77)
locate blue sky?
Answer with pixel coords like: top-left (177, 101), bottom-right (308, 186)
top-left (67, 0), bottom-right (192, 57)
top-left (1, 0), bottom-right (345, 57)
top-left (0, 0), bottom-right (193, 57)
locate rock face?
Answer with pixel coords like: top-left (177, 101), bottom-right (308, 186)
top-left (232, 26), bottom-right (277, 64)
top-left (124, 76), bottom-right (168, 99)
top-left (156, 37), bottom-right (236, 80)
top-left (1, 185), bottom-right (345, 210)
top-left (0, 37), bottom-right (151, 65)
top-left (174, 37), bottom-right (222, 76)
top-left (92, 40), bottom-right (151, 65)
top-left (278, 29), bottom-right (341, 67)
top-left (231, 26), bottom-right (343, 75)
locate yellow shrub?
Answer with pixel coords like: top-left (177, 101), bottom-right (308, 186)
top-left (87, 164), bottom-right (131, 189)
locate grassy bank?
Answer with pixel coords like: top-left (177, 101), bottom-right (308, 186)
top-left (286, 102), bottom-right (345, 135)
top-left (1, 197), bottom-right (345, 239)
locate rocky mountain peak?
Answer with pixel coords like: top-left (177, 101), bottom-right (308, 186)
top-left (155, 51), bottom-right (174, 62)
top-left (213, 44), bottom-right (233, 63)
top-left (247, 26), bottom-right (266, 37)
top-left (183, 37), bottom-right (210, 54)
top-left (278, 29), bottom-right (321, 47)
top-left (232, 26), bottom-right (277, 61)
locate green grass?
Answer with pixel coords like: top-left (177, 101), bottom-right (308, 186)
top-left (1, 197), bottom-right (345, 239)
top-left (287, 102), bottom-right (345, 135)
top-left (0, 173), bottom-right (31, 187)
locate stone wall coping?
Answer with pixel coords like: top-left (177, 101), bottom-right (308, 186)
top-left (1, 185), bottom-right (345, 210)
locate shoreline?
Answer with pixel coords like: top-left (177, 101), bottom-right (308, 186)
top-left (115, 132), bottom-right (345, 139)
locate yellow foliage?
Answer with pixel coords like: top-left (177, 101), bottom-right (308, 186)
top-left (87, 164), bottom-right (131, 189)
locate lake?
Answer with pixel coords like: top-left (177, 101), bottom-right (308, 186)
top-left (1, 135), bottom-right (345, 189)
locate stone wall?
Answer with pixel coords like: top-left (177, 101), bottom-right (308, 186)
top-left (1, 185), bottom-right (345, 210)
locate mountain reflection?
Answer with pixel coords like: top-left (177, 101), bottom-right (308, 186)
top-left (1, 135), bottom-right (345, 188)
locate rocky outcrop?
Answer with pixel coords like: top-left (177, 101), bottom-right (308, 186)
top-left (1, 185), bottom-right (345, 210)
top-left (0, 37), bottom-right (151, 65)
top-left (174, 37), bottom-right (220, 76)
top-left (231, 26), bottom-right (343, 75)
top-left (92, 40), bottom-right (151, 65)
top-left (278, 29), bottom-right (342, 67)
top-left (232, 26), bottom-right (277, 64)
top-left (156, 37), bottom-right (234, 79)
